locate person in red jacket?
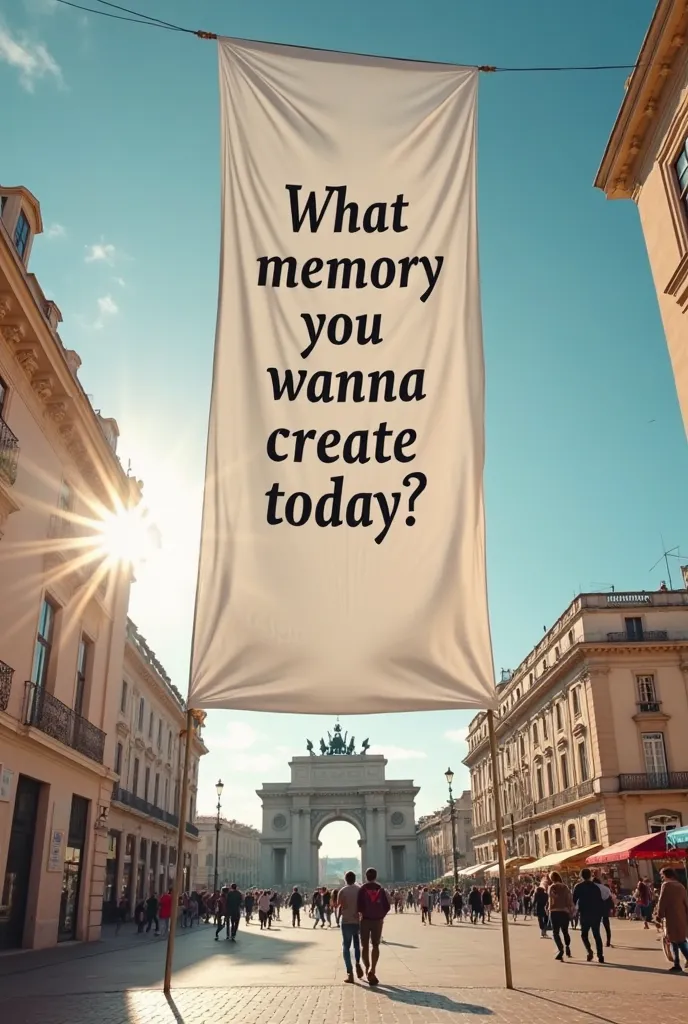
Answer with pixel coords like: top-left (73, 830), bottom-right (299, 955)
top-left (158, 888), bottom-right (173, 937)
top-left (357, 867), bottom-right (390, 986)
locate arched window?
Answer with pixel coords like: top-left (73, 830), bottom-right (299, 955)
top-left (567, 823), bottom-right (577, 847)
top-left (588, 818), bottom-right (598, 844)
top-left (554, 828), bottom-right (563, 851)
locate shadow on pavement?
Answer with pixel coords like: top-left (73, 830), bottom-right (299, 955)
top-left (369, 985), bottom-right (494, 1014)
top-left (520, 989), bottom-right (618, 1024)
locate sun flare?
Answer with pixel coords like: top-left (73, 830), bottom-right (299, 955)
top-left (93, 504), bottom-right (159, 567)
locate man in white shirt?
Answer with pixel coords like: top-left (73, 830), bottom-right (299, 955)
top-left (595, 874), bottom-right (615, 948)
top-left (337, 871), bottom-right (364, 983)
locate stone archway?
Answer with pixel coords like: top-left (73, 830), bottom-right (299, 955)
top-left (257, 726), bottom-right (419, 889)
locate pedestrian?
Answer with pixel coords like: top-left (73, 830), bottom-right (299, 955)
top-left (323, 887), bottom-right (333, 927)
top-left (115, 891), bottom-right (128, 934)
top-left (439, 886), bottom-right (452, 924)
top-left (547, 871), bottom-right (574, 961)
top-left (289, 886), bottom-right (303, 927)
top-left (419, 886), bottom-right (432, 925)
top-left (533, 882), bottom-right (549, 937)
top-left (635, 877), bottom-right (653, 930)
top-left (357, 867), bottom-right (390, 987)
top-left (158, 887), bottom-right (172, 937)
top-left (482, 887), bottom-right (493, 922)
top-left (655, 867), bottom-right (688, 972)
top-left (468, 886), bottom-right (483, 925)
top-left (145, 892), bottom-right (159, 935)
top-left (134, 897), bottom-right (146, 934)
top-left (338, 870), bottom-right (365, 984)
top-left (594, 874), bottom-right (614, 948)
top-left (573, 868), bottom-right (605, 964)
top-left (452, 887), bottom-right (463, 922)
top-left (258, 890), bottom-right (271, 930)
top-left (313, 887), bottom-right (326, 928)
top-left (215, 887), bottom-right (228, 940)
top-left (225, 883), bottom-right (243, 940)
top-left (244, 890), bottom-right (255, 924)
top-left (332, 887), bottom-right (341, 925)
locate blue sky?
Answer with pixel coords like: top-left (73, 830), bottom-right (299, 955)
top-left (2, 0), bottom-right (686, 858)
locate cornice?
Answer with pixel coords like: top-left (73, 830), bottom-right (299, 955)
top-left (595, 0), bottom-right (688, 198)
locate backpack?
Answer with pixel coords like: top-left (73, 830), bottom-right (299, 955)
top-left (360, 884), bottom-right (389, 921)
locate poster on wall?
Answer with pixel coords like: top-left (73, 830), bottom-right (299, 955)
top-left (189, 38), bottom-right (495, 715)
top-left (47, 828), bottom-right (66, 873)
top-left (0, 765), bottom-right (14, 802)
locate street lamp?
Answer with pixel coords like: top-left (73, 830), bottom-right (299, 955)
top-left (445, 768), bottom-right (459, 888)
top-left (214, 779), bottom-right (224, 892)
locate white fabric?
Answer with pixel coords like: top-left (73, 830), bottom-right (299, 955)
top-left (189, 37), bottom-right (495, 714)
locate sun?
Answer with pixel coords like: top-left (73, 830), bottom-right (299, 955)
top-left (94, 503), bottom-right (160, 567)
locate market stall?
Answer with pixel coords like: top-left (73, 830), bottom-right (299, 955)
top-left (486, 856), bottom-right (534, 878)
top-left (586, 831), bottom-right (685, 867)
top-left (518, 843), bottom-right (601, 882)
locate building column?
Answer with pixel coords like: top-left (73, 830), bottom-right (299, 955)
top-left (114, 830), bottom-right (126, 899)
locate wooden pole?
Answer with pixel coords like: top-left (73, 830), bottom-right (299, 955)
top-left (488, 709), bottom-right (513, 990)
top-left (163, 707), bottom-right (195, 994)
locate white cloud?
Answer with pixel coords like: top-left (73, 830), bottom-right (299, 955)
top-left (445, 727), bottom-right (468, 744)
top-left (113, 276), bottom-right (126, 287)
top-left (46, 222), bottom-right (65, 239)
top-left (0, 22), bottom-right (62, 92)
top-left (368, 745), bottom-right (427, 761)
top-left (85, 242), bottom-right (116, 264)
top-left (97, 294), bottom-right (118, 316)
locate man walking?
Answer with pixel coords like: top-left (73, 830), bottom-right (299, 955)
top-left (357, 867), bottom-right (390, 986)
top-left (289, 886), bottom-right (303, 927)
top-left (145, 892), bottom-right (159, 935)
top-left (338, 871), bottom-right (365, 984)
top-left (594, 873), bottom-right (614, 948)
top-left (655, 867), bottom-right (688, 972)
top-left (573, 868), bottom-right (605, 964)
top-left (225, 883), bottom-right (243, 940)
top-left (214, 887), bottom-right (228, 940)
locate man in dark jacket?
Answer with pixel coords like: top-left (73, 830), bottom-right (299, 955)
top-left (573, 868), bottom-right (605, 963)
top-left (145, 892), bottom-right (159, 935)
top-left (357, 867), bottom-right (390, 986)
top-left (225, 883), bottom-right (243, 940)
top-left (289, 886), bottom-right (304, 927)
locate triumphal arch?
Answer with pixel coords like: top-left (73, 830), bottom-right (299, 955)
top-left (257, 723), bottom-right (419, 888)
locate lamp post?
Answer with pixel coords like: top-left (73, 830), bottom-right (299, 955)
top-left (445, 768), bottom-right (459, 888)
top-left (214, 779), bottom-right (224, 892)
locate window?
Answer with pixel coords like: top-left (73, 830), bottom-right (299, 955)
top-left (637, 674), bottom-right (657, 705)
top-left (153, 773), bottom-right (160, 807)
top-left (164, 778), bottom-right (169, 811)
top-left (529, 672), bottom-right (534, 688)
top-left (205, 853), bottom-right (214, 867)
top-left (676, 138), bottom-right (688, 214)
top-left (554, 646), bottom-right (560, 661)
top-left (568, 629), bottom-right (575, 647)
top-left (157, 718), bottom-right (163, 750)
top-left (58, 480), bottom-right (73, 513)
top-left (14, 211), bottom-right (30, 258)
top-left (555, 703), bottom-right (563, 731)
top-left (137, 697), bottom-right (144, 731)
top-left (578, 741), bottom-right (589, 782)
top-left (568, 823), bottom-right (578, 847)
top-left (647, 812), bottom-right (681, 833)
top-left (543, 829), bottom-right (551, 852)
top-left (148, 710), bottom-right (154, 739)
top-left (519, 735), bottom-right (525, 759)
top-left (572, 687), bottom-right (581, 718)
top-left (542, 658), bottom-right (548, 672)
top-left (542, 716), bottom-right (548, 740)
top-left (536, 766), bottom-right (544, 801)
top-left (132, 757), bottom-right (140, 795)
top-left (534, 833), bottom-right (540, 856)
top-left (120, 680), bottom-right (128, 713)
top-left (0, 374), bottom-right (7, 420)
top-left (144, 766), bottom-right (150, 802)
top-left (32, 597), bottom-right (56, 688)
top-left (642, 732), bottom-right (668, 781)
top-left (533, 722), bottom-right (539, 745)
top-left (554, 827), bottom-right (563, 851)
top-left (114, 742), bottom-right (123, 775)
top-left (588, 818), bottom-right (598, 844)
top-left (74, 637), bottom-right (90, 716)
top-left (506, 747), bottom-right (511, 769)
top-left (546, 760), bottom-right (554, 796)
top-left (624, 616), bottom-right (643, 641)
top-left (560, 753), bottom-right (570, 790)
top-left (167, 729), bottom-right (172, 759)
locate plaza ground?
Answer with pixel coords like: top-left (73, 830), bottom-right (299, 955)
top-left (1, 910), bottom-right (686, 1023)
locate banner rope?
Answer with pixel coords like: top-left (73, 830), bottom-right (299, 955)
top-left (52, 0), bottom-right (645, 73)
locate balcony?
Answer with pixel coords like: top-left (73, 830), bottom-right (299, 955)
top-left (112, 785), bottom-right (199, 837)
top-left (0, 416), bottom-right (19, 486)
top-left (532, 780), bottom-right (594, 814)
top-left (619, 772), bottom-right (688, 791)
top-left (472, 819), bottom-right (496, 837)
top-left (186, 822), bottom-right (199, 838)
top-left (606, 630), bottom-right (668, 643)
top-left (0, 659), bottom-right (13, 712)
top-left (637, 701), bottom-right (662, 713)
top-left (24, 681), bottom-right (105, 764)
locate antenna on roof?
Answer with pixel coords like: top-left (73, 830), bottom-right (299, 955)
top-left (648, 537), bottom-right (688, 591)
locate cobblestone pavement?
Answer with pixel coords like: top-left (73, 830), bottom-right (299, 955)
top-left (2, 913), bottom-right (686, 1023)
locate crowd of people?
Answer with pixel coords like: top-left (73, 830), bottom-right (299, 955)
top-left (113, 864), bottom-right (688, 975)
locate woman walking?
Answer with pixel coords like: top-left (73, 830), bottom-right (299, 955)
top-left (547, 871), bottom-right (574, 961)
top-left (439, 887), bottom-right (452, 925)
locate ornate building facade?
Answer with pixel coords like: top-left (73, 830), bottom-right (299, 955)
top-left (104, 620), bottom-right (206, 916)
top-left (416, 791), bottom-right (473, 881)
top-left (0, 184), bottom-right (136, 949)
top-left (595, 1), bottom-right (688, 433)
top-left (464, 590), bottom-right (688, 883)
top-left (193, 817), bottom-right (261, 890)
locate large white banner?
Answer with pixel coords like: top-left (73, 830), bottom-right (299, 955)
top-left (189, 38), bottom-right (496, 714)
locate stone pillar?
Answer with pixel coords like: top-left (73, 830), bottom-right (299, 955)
top-left (114, 831), bottom-right (126, 900)
top-left (131, 833), bottom-right (141, 899)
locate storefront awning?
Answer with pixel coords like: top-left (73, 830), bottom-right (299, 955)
top-left (518, 843), bottom-right (601, 875)
top-left (667, 827), bottom-right (688, 850)
top-left (485, 856), bottom-right (534, 878)
top-left (457, 860), bottom-right (497, 878)
top-left (587, 831), bottom-right (686, 865)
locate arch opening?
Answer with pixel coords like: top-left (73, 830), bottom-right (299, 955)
top-left (317, 820), bottom-right (362, 886)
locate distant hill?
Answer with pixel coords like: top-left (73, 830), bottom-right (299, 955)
top-left (319, 856), bottom-right (361, 884)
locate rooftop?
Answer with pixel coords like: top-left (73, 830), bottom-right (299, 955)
top-left (126, 617), bottom-right (186, 710)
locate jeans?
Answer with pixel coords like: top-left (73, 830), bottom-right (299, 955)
top-left (602, 914), bottom-right (611, 946)
top-left (536, 908), bottom-right (549, 933)
top-left (580, 917), bottom-right (604, 959)
top-left (292, 909), bottom-right (301, 926)
top-left (550, 911), bottom-right (571, 954)
top-left (146, 914), bottom-right (159, 933)
top-left (230, 915), bottom-right (240, 938)
top-left (159, 917), bottom-right (170, 937)
top-left (671, 939), bottom-right (688, 967)
top-left (341, 922), bottom-right (361, 974)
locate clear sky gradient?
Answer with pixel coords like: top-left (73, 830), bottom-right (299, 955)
top-left (2, 0), bottom-right (686, 858)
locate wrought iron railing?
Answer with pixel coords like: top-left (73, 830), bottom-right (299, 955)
top-left (606, 630), bottom-right (668, 642)
top-left (24, 681), bottom-right (105, 763)
top-left (0, 416), bottom-right (19, 486)
top-left (637, 701), bottom-right (662, 713)
top-left (619, 772), bottom-right (688, 791)
top-left (0, 659), bottom-right (13, 712)
top-left (186, 822), bottom-right (199, 837)
top-left (112, 785), bottom-right (197, 834)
